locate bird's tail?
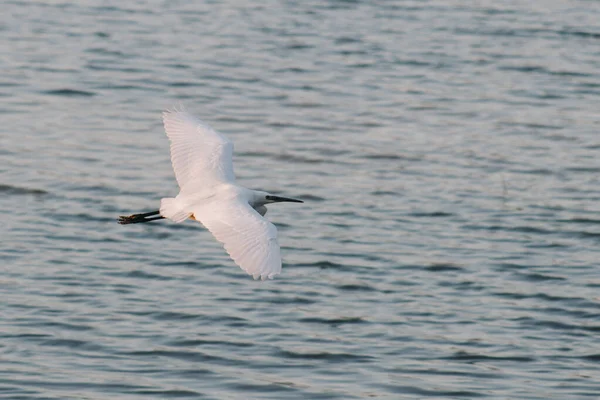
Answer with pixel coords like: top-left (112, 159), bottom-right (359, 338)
top-left (160, 197), bottom-right (191, 223)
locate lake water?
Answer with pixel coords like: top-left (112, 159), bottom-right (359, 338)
top-left (2, 1), bottom-right (600, 399)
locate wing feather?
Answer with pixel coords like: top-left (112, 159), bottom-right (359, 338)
top-left (192, 200), bottom-right (282, 280)
top-left (162, 110), bottom-right (235, 192)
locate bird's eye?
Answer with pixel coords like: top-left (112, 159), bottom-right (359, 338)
top-left (265, 195), bottom-right (274, 200)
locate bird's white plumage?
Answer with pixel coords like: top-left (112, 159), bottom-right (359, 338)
top-left (160, 110), bottom-right (283, 280)
top-left (192, 200), bottom-right (282, 280)
top-left (162, 110), bottom-right (235, 192)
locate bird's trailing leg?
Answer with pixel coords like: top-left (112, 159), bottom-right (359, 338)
top-left (118, 210), bottom-right (164, 225)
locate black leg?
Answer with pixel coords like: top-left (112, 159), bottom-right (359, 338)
top-left (118, 210), bottom-right (164, 225)
top-left (136, 211), bottom-right (161, 218)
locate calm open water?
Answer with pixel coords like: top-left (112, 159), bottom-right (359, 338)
top-left (2, 1), bottom-right (600, 399)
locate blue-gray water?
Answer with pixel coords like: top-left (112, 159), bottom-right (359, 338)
top-left (2, 1), bottom-right (600, 399)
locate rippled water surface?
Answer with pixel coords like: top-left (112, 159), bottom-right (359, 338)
top-left (2, 1), bottom-right (600, 399)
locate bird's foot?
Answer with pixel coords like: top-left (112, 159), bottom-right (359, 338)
top-left (118, 211), bottom-right (164, 225)
top-left (118, 214), bottom-right (146, 225)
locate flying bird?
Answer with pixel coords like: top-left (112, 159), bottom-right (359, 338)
top-left (118, 110), bottom-right (303, 280)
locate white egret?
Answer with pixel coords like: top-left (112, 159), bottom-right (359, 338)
top-left (118, 109), bottom-right (303, 280)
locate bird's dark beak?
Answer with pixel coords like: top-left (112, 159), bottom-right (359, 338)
top-left (267, 195), bottom-right (303, 203)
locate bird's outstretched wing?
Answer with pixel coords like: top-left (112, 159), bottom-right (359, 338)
top-left (162, 110), bottom-right (235, 192)
top-left (192, 199), bottom-right (282, 280)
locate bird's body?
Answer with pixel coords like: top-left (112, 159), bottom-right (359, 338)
top-left (119, 109), bottom-right (302, 280)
